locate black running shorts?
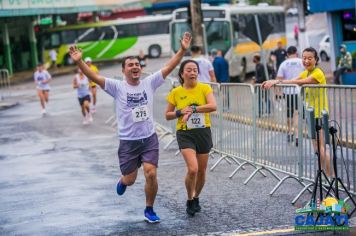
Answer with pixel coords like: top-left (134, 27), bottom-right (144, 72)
top-left (176, 127), bottom-right (213, 154)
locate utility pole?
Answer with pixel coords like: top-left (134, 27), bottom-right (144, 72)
top-left (297, 0), bottom-right (308, 51)
top-left (190, 0), bottom-right (205, 53)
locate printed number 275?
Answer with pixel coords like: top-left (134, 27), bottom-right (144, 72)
top-left (136, 111), bottom-right (147, 118)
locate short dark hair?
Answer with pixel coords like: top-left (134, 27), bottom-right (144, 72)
top-left (178, 59), bottom-right (200, 85)
top-left (253, 54), bottom-right (261, 62)
top-left (122, 56), bottom-right (140, 68)
top-left (190, 45), bottom-right (201, 53)
top-left (287, 46), bottom-right (298, 55)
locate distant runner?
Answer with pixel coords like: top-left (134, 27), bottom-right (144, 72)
top-left (33, 63), bottom-right (52, 116)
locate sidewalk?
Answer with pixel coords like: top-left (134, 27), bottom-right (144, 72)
top-left (9, 66), bottom-right (77, 85)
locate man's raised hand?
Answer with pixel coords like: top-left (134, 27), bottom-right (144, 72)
top-left (181, 32), bottom-right (192, 50)
top-left (69, 45), bottom-right (83, 63)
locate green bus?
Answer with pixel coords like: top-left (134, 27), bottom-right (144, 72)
top-left (39, 14), bottom-right (172, 67)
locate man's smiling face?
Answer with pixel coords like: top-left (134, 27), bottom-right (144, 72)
top-left (123, 58), bottom-right (141, 81)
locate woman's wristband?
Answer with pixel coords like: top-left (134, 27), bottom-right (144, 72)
top-left (191, 105), bottom-right (197, 113)
top-left (175, 110), bottom-right (182, 118)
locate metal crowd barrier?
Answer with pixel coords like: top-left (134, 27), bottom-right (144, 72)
top-left (104, 75), bottom-right (124, 128)
top-left (151, 80), bottom-right (356, 205)
top-left (153, 77), bottom-right (177, 150)
top-left (0, 69), bottom-right (10, 100)
top-left (292, 85), bottom-right (356, 204)
top-left (107, 72), bottom-right (355, 206)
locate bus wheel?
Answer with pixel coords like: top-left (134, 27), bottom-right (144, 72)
top-left (239, 58), bottom-right (247, 82)
top-left (64, 54), bottom-right (74, 65)
top-left (320, 51), bottom-right (329, 62)
top-left (148, 45), bottom-right (161, 58)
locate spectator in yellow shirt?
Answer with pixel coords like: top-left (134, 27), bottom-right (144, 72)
top-left (85, 57), bottom-right (99, 113)
top-left (262, 47), bottom-right (331, 176)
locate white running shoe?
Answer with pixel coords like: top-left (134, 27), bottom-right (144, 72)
top-left (82, 116), bottom-right (89, 125)
top-left (88, 113), bottom-right (93, 123)
top-left (41, 109), bottom-right (46, 116)
top-left (85, 112), bottom-right (93, 123)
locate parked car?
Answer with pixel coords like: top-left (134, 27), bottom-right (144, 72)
top-left (319, 35), bottom-right (330, 62)
top-left (286, 8), bottom-right (298, 17)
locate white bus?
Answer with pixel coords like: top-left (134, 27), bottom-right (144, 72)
top-left (40, 14), bottom-right (172, 66)
top-left (170, 4), bottom-right (286, 81)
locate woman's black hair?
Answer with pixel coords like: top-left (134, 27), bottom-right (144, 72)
top-left (178, 59), bottom-right (200, 85)
top-left (302, 47), bottom-right (319, 66)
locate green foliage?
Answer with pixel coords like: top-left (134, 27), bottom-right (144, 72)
top-left (351, 51), bottom-right (356, 59)
top-left (248, 0), bottom-right (276, 5)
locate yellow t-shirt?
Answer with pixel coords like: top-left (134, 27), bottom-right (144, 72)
top-left (89, 64), bottom-right (99, 87)
top-left (299, 67), bottom-right (329, 118)
top-left (167, 83), bottom-right (213, 130)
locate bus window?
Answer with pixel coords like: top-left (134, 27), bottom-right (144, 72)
top-left (171, 21), bottom-right (230, 54)
top-left (138, 23), bottom-right (154, 36)
top-left (117, 24), bottom-right (137, 37)
top-left (171, 22), bottom-right (191, 52)
top-left (205, 21), bottom-right (230, 54)
top-left (44, 33), bottom-right (60, 49)
top-left (234, 15), bottom-right (251, 44)
top-left (61, 30), bottom-right (77, 45)
top-left (77, 28), bottom-right (98, 43)
top-left (99, 26), bottom-right (116, 40)
top-left (157, 21), bottom-right (170, 34)
top-left (278, 13), bottom-right (286, 33)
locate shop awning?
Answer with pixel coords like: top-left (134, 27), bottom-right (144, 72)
top-left (0, 0), bottom-right (151, 17)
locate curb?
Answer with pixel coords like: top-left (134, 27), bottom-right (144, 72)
top-left (9, 67), bottom-right (77, 85)
top-left (0, 101), bottom-right (19, 110)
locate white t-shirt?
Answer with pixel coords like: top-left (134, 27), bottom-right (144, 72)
top-left (75, 74), bottom-right (90, 98)
top-left (193, 56), bottom-right (214, 83)
top-left (49, 50), bottom-right (57, 61)
top-left (104, 70), bottom-right (165, 140)
top-left (34, 70), bottom-right (51, 90)
top-left (277, 57), bottom-right (304, 94)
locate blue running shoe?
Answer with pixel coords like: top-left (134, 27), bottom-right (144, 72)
top-left (116, 180), bottom-right (126, 196)
top-left (144, 208), bottom-right (160, 223)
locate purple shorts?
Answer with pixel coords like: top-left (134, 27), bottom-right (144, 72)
top-left (118, 133), bottom-right (159, 175)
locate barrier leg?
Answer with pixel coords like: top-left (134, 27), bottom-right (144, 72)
top-left (158, 131), bottom-right (171, 142)
top-left (243, 166), bottom-right (267, 185)
top-left (227, 156), bottom-right (245, 169)
top-left (229, 161), bottom-right (249, 179)
top-left (224, 157), bottom-right (232, 165)
top-left (292, 183), bottom-right (314, 205)
top-left (163, 137), bottom-right (176, 150)
top-left (270, 176), bottom-right (310, 196)
top-left (105, 115), bottom-right (115, 124)
top-left (175, 150), bottom-right (181, 156)
top-left (210, 154), bottom-right (227, 171)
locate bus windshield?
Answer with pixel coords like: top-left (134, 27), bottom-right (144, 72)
top-left (171, 21), bottom-right (231, 54)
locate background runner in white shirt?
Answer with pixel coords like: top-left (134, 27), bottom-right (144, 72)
top-left (33, 63), bottom-right (52, 116)
top-left (72, 68), bottom-right (93, 125)
top-left (190, 45), bottom-right (216, 83)
top-left (277, 46), bottom-right (309, 146)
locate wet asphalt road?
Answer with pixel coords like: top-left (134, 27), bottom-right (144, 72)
top-left (0, 13), bottom-right (352, 235)
top-left (1, 57), bottom-right (355, 236)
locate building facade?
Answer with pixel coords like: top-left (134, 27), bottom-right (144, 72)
top-left (309, 0), bottom-right (356, 70)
